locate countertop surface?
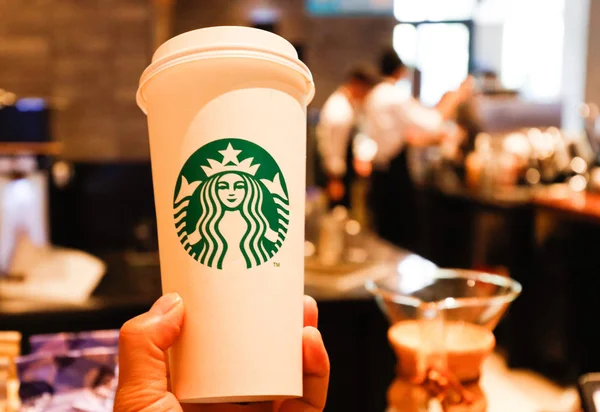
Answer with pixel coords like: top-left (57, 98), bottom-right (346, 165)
top-left (426, 177), bottom-right (600, 223)
top-left (0, 252), bottom-right (162, 317)
top-left (0, 235), bottom-right (417, 317)
top-left (534, 187), bottom-right (600, 223)
top-left (0, 233), bottom-right (579, 411)
top-left (0, 240), bottom-right (402, 412)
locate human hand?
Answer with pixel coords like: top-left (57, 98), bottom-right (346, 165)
top-left (458, 76), bottom-right (475, 101)
top-left (115, 294), bottom-right (329, 412)
top-left (406, 126), bottom-right (448, 147)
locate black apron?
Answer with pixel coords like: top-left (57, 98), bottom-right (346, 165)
top-left (369, 149), bottom-right (418, 251)
top-left (315, 129), bottom-right (356, 209)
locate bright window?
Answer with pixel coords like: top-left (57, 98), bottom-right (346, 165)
top-left (394, 23), bottom-right (470, 107)
top-left (393, 24), bottom-right (418, 67)
top-left (393, 0), bottom-right (473, 106)
top-left (475, 0), bottom-right (565, 23)
top-left (394, 0), bottom-right (476, 22)
top-left (500, 2), bottom-right (565, 99)
top-left (417, 23), bottom-right (470, 107)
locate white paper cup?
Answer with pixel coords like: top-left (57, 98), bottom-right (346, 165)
top-left (137, 26), bottom-right (314, 403)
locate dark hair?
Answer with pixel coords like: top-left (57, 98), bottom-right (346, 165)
top-left (379, 48), bottom-right (405, 77)
top-left (346, 67), bottom-right (378, 87)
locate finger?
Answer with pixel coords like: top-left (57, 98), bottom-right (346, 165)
top-left (115, 293), bottom-right (184, 409)
top-left (279, 327), bottom-right (330, 412)
top-left (303, 295), bottom-right (318, 328)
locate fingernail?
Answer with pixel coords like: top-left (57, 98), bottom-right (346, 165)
top-left (308, 326), bottom-right (323, 343)
top-left (151, 293), bottom-right (182, 315)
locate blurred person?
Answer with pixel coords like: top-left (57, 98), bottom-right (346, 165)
top-left (115, 293), bottom-right (329, 412)
top-left (437, 91), bottom-right (484, 169)
top-left (316, 68), bottom-right (377, 207)
top-left (364, 48), bottom-right (473, 249)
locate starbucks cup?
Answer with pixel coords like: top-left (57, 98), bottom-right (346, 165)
top-left (136, 26), bottom-right (314, 403)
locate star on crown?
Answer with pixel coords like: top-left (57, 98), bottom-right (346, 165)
top-left (201, 143), bottom-right (260, 177)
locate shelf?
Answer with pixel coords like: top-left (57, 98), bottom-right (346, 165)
top-left (0, 142), bottom-right (63, 155)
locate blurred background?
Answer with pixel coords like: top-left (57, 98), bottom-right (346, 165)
top-left (2, 0), bottom-right (600, 411)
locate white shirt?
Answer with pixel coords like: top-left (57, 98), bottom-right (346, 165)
top-left (316, 90), bottom-right (355, 177)
top-left (364, 80), bottom-right (444, 169)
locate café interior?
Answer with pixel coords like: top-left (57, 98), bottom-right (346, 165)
top-left (2, 0), bottom-right (600, 411)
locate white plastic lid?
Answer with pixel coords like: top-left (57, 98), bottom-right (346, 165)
top-left (137, 26), bottom-right (315, 113)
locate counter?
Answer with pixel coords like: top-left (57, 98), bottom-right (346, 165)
top-left (534, 189), bottom-right (600, 223)
top-left (0, 236), bottom-right (414, 411)
top-left (416, 182), bottom-right (600, 384)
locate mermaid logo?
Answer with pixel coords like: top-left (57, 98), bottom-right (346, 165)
top-left (173, 138), bottom-right (290, 270)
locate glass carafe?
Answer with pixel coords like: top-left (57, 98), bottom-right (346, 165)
top-left (367, 268), bottom-right (521, 411)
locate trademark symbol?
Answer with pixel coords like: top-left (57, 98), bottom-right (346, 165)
top-left (273, 262), bottom-right (281, 267)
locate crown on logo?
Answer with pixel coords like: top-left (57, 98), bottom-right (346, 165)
top-left (201, 143), bottom-right (260, 177)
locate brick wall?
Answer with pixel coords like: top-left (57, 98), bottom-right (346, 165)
top-left (305, 16), bottom-right (397, 107)
top-left (0, 0), bottom-right (152, 160)
top-left (175, 0), bottom-right (396, 107)
top-left (0, 0), bottom-right (395, 160)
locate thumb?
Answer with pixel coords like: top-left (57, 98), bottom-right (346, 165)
top-left (115, 293), bottom-right (184, 412)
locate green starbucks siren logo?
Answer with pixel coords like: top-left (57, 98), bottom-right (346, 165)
top-left (173, 138), bottom-right (290, 269)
